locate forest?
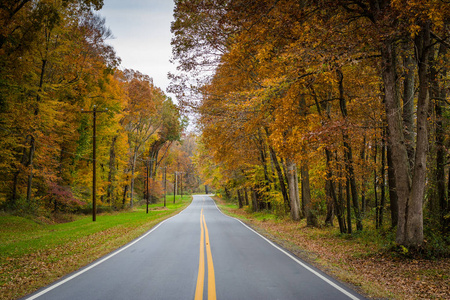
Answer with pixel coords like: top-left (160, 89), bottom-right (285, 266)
top-left (1, 0), bottom-right (449, 298)
top-left (1, 0), bottom-right (449, 258)
top-left (170, 0), bottom-right (450, 253)
top-left (0, 0), bottom-right (199, 219)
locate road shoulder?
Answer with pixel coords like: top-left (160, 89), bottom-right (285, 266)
top-left (212, 196), bottom-right (450, 300)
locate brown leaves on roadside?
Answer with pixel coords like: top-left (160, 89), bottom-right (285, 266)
top-left (216, 198), bottom-right (450, 300)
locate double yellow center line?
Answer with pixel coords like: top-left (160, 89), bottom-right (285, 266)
top-left (195, 208), bottom-right (216, 300)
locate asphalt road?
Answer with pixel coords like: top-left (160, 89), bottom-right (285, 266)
top-left (23, 195), bottom-right (365, 300)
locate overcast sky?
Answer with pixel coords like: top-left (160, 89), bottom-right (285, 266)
top-left (99, 0), bottom-right (177, 100)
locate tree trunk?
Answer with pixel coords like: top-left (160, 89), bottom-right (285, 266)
top-left (347, 132), bottom-right (362, 230)
top-left (431, 43), bottom-right (448, 230)
top-left (129, 147), bottom-right (139, 208)
top-left (26, 136), bottom-right (35, 204)
top-left (286, 159), bottom-right (301, 221)
top-left (237, 189), bottom-right (243, 209)
top-left (360, 136), bottom-right (367, 216)
top-left (337, 68), bottom-right (362, 231)
top-left (379, 132), bottom-right (386, 228)
top-left (252, 188), bottom-right (259, 212)
top-left (440, 45), bottom-right (449, 232)
top-left (432, 70), bottom-right (444, 214)
top-left (244, 188), bottom-right (249, 206)
top-left (122, 183), bottom-right (129, 208)
top-left (268, 144), bottom-right (290, 213)
top-left (25, 56), bottom-right (47, 205)
top-left (403, 23), bottom-right (431, 246)
top-left (301, 163), bottom-right (317, 226)
top-left (107, 136), bottom-right (117, 204)
top-left (382, 24), bottom-right (430, 247)
top-left (224, 186), bottom-right (231, 200)
top-left (386, 144), bottom-right (398, 229)
top-left (338, 178), bottom-right (347, 233)
top-left (382, 39), bottom-right (412, 244)
top-left (326, 149), bottom-right (345, 233)
top-left (324, 179), bottom-right (334, 226)
top-left (402, 44), bottom-right (416, 169)
top-left (374, 143), bottom-right (379, 229)
top-left (149, 158), bottom-right (158, 204)
top-left (257, 129), bottom-right (271, 187)
top-left (346, 178), bottom-right (352, 234)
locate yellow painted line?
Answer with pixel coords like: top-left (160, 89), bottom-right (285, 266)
top-left (194, 204), bottom-right (217, 300)
top-left (194, 209), bottom-right (205, 300)
top-left (203, 214), bottom-right (216, 300)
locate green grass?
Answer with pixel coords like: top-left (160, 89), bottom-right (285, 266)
top-left (0, 195), bottom-right (192, 300)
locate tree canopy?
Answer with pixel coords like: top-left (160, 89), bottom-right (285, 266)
top-left (0, 0), bottom-right (188, 215)
top-left (171, 0), bottom-right (450, 248)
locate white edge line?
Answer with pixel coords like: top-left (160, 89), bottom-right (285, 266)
top-left (24, 211), bottom-right (184, 300)
top-left (209, 197), bottom-right (361, 300)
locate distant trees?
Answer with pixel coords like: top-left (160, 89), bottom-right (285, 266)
top-left (171, 0), bottom-right (450, 248)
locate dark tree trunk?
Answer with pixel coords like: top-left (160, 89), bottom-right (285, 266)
top-left (324, 179), bottom-right (334, 226)
top-left (257, 129), bottom-right (271, 187)
top-left (122, 184), bottom-right (129, 208)
top-left (387, 143), bottom-right (398, 228)
top-left (244, 188), bottom-right (249, 206)
top-left (326, 149), bottom-right (345, 233)
top-left (224, 186), bottom-right (231, 200)
top-left (338, 177), bottom-right (347, 233)
top-left (26, 56), bottom-right (47, 204)
top-left (379, 131), bottom-right (386, 228)
top-left (431, 43), bottom-right (448, 230)
top-left (268, 143), bottom-right (290, 213)
top-left (301, 163), bottom-right (317, 226)
top-left (374, 143), bottom-right (379, 229)
top-left (360, 136), bottom-right (367, 216)
top-left (346, 178), bottom-right (352, 234)
top-left (337, 69), bottom-right (362, 231)
top-left (26, 136), bottom-right (35, 204)
top-left (402, 44), bottom-right (416, 169)
top-left (107, 136), bottom-right (117, 204)
top-left (237, 189), bottom-right (243, 209)
top-left (252, 188), bottom-right (259, 212)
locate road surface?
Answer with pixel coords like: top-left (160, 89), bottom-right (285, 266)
top-left (23, 195), bottom-right (364, 300)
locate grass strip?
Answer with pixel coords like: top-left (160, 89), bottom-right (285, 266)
top-left (0, 196), bottom-right (192, 300)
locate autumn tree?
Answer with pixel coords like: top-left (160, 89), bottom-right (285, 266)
top-left (0, 1), bottom-right (123, 211)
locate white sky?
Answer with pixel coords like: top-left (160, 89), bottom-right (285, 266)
top-left (99, 0), bottom-right (177, 100)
